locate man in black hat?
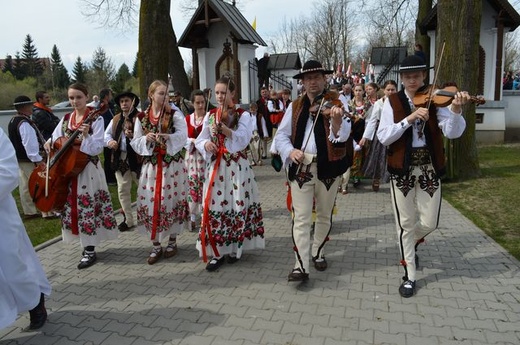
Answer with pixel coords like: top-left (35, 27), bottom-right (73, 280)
top-left (8, 96), bottom-right (47, 219)
top-left (377, 55), bottom-right (471, 298)
top-left (274, 60), bottom-right (352, 282)
top-left (104, 91), bottom-right (143, 231)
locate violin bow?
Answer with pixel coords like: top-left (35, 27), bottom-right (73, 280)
top-left (217, 77), bottom-right (232, 131)
top-left (301, 94), bottom-right (326, 153)
top-left (45, 141), bottom-right (51, 197)
top-left (419, 40), bottom-right (446, 136)
top-left (157, 85), bottom-right (169, 144)
top-left (296, 92), bottom-right (327, 173)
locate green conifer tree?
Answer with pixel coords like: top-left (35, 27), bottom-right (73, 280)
top-left (13, 52), bottom-right (26, 80)
top-left (50, 45), bottom-right (70, 89)
top-left (2, 55), bottom-right (14, 75)
top-left (71, 56), bottom-right (87, 83)
top-left (21, 34), bottom-right (43, 77)
top-left (112, 63), bottom-right (132, 95)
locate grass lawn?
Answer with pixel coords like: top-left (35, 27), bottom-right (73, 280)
top-left (442, 143), bottom-right (520, 260)
top-left (15, 182), bottom-right (136, 247)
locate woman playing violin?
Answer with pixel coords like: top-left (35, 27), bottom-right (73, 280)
top-left (377, 55), bottom-right (471, 298)
top-left (130, 80), bottom-right (189, 265)
top-left (47, 83), bottom-right (118, 270)
top-left (195, 76), bottom-right (265, 272)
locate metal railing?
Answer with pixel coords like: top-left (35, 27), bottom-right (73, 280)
top-left (248, 60), bottom-right (293, 101)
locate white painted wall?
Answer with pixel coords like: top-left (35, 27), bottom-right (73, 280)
top-left (196, 22), bottom-right (258, 104)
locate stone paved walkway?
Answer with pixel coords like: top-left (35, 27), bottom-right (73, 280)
top-left (1, 163), bottom-right (520, 345)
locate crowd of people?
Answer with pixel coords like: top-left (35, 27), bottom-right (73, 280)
top-left (2, 53), bottom-right (474, 331)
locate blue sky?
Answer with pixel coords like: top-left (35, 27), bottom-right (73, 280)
top-left (1, 0), bottom-right (313, 72)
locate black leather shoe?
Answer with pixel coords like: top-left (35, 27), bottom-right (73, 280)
top-left (288, 268), bottom-right (309, 282)
top-left (27, 293), bottom-right (47, 330)
top-left (226, 255), bottom-right (239, 264)
top-left (312, 256), bottom-right (328, 271)
top-left (118, 222), bottom-right (130, 232)
top-left (399, 280), bottom-right (416, 298)
top-left (353, 178), bottom-right (361, 188)
top-left (206, 257), bottom-right (225, 272)
top-left (77, 252), bottom-right (97, 269)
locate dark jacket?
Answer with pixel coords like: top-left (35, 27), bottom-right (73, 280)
top-left (32, 105), bottom-right (60, 140)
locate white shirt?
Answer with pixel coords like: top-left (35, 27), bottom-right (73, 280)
top-left (104, 116), bottom-right (129, 152)
top-left (50, 115), bottom-right (106, 156)
top-left (377, 91), bottom-right (466, 147)
top-left (274, 100), bottom-right (352, 168)
top-left (195, 110), bottom-right (253, 162)
top-left (362, 97), bottom-right (385, 141)
top-left (18, 121), bottom-right (43, 162)
top-left (338, 93), bottom-right (351, 110)
top-left (130, 110), bottom-right (188, 157)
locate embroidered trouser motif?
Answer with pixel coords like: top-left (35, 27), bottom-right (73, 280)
top-left (290, 163), bottom-right (339, 273)
top-left (390, 163), bottom-right (441, 281)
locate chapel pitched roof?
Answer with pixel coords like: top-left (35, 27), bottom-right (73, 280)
top-left (267, 53), bottom-right (302, 70)
top-left (178, 0), bottom-right (267, 49)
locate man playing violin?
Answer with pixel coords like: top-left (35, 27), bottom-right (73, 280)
top-left (274, 60), bottom-right (351, 282)
top-left (377, 55), bottom-right (471, 298)
top-left (104, 91), bottom-right (143, 232)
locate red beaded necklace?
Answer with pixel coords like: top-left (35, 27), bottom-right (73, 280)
top-left (70, 109), bottom-right (88, 130)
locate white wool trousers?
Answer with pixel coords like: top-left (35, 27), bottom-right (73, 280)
top-left (115, 152), bottom-right (139, 227)
top-left (290, 162), bottom-right (340, 273)
top-left (389, 162), bottom-right (442, 281)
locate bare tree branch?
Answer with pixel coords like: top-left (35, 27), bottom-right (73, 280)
top-left (80, 0), bottom-right (139, 30)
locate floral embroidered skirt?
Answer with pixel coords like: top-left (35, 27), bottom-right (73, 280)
top-left (61, 162), bottom-right (118, 247)
top-left (197, 156), bottom-right (265, 259)
top-left (136, 160), bottom-right (189, 242)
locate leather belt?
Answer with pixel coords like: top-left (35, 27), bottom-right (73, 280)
top-left (410, 147), bottom-right (431, 166)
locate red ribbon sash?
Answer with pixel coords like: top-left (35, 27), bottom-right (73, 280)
top-left (200, 131), bottom-right (227, 262)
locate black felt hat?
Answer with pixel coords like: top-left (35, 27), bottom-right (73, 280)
top-left (399, 55), bottom-right (428, 73)
top-left (13, 95), bottom-right (34, 107)
top-left (114, 91), bottom-right (140, 108)
top-left (293, 60), bottom-right (334, 79)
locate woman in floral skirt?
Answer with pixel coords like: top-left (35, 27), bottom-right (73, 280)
top-left (195, 76), bottom-right (265, 271)
top-left (131, 80), bottom-right (189, 265)
top-left (48, 83), bottom-right (118, 270)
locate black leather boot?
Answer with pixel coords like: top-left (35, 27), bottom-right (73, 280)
top-left (27, 293), bottom-right (47, 330)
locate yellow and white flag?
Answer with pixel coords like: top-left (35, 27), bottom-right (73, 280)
top-left (252, 16), bottom-right (257, 31)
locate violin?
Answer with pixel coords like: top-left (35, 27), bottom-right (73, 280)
top-left (413, 84), bottom-right (486, 108)
top-left (309, 91), bottom-right (353, 119)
